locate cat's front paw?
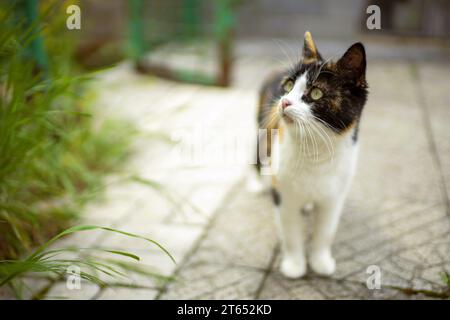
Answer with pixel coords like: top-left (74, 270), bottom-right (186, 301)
top-left (309, 250), bottom-right (336, 276)
top-left (280, 257), bottom-right (306, 279)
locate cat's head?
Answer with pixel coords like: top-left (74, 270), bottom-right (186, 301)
top-left (278, 31), bottom-right (368, 138)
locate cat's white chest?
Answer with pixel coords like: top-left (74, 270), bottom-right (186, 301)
top-left (277, 130), bottom-right (357, 203)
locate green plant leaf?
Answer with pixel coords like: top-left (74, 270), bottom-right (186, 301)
top-left (28, 225), bottom-right (175, 264)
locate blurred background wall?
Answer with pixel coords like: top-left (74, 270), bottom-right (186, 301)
top-left (236, 0), bottom-right (450, 38)
top-left (73, 0), bottom-right (450, 71)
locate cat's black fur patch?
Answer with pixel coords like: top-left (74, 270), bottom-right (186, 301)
top-left (271, 188), bottom-right (281, 206)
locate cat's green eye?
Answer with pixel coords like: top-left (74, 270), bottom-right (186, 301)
top-left (283, 80), bottom-right (294, 92)
top-left (310, 88), bottom-right (323, 100)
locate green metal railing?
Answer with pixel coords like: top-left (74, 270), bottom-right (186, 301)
top-left (15, 0), bottom-right (49, 74)
top-left (130, 0), bottom-right (236, 87)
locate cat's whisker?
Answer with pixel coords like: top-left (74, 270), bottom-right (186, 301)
top-left (312, 57), bottom-right (334, 83)
top-left (273, 39), bottom-right (297, 73)
top-left (294, 119), bottom-right (301, 173)
top-left (309, 118), bottom-right (335, 161)
top-left (319, 111), bottom-right (347, 133)
top-left (294, 120), bottom-right (306, 173)
top-left (312, 126), bottom-right (332, 161)
top-left (309, 121), bottom-right (321, 162)
top-left (292, 119), bottom-right (300, 173)
top-left (311, 114), bottom-right (335, 134)
top-left (302, 120), bottom-right (313, 159)
top-left (260, 105), bottom-right (280, 129)
top-left (294, 119), bottom-right (306, 174)
top-left (269, 56), bottom-right (294, 73)
top-left (307, 121), bottom-right (320, 162)
top-left (300, 120), bottom-right (309, 170)
top-left (261, 111), bottom-right (280, 129)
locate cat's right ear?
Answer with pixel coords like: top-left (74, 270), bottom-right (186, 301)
top-left (302, 31), bottom-right (322, 63)
top-left (337, 42), bottom-right (366, 83)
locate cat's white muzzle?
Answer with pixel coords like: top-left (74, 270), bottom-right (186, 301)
top-left (281, 105), bottom-right (309, 123)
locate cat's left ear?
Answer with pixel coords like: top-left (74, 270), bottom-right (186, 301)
top-left (302, 31), bottom-right (322, 62)
top-left (337, 42), bottom-right (366, 83)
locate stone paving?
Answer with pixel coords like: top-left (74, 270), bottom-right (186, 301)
top-left (17, 42), bottom-right (450, 300)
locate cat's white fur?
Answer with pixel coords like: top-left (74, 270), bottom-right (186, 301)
top-left (275, 73), bottom-right (358, 278)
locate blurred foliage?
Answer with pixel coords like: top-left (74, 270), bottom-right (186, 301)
top-left (0, 225), bottom-right (174, 299)
top-left (0, 1), bottom-right (136, 260)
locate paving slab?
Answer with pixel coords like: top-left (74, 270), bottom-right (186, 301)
top-left (416, 63), bottom-right (450, 208)
top-left (159, 186), bottom-right (278, 300)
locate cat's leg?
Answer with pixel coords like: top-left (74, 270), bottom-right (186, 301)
top-left (309, 196), bottom-right (345, 276)
top-left (277, 189), bottom-right (307, 278)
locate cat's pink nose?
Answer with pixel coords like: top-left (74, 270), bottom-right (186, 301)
top-left (281, 98), bottom-right (292, 109)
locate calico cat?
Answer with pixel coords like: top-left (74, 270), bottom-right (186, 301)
top-left (257, 31), bottom-right (368, 278)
